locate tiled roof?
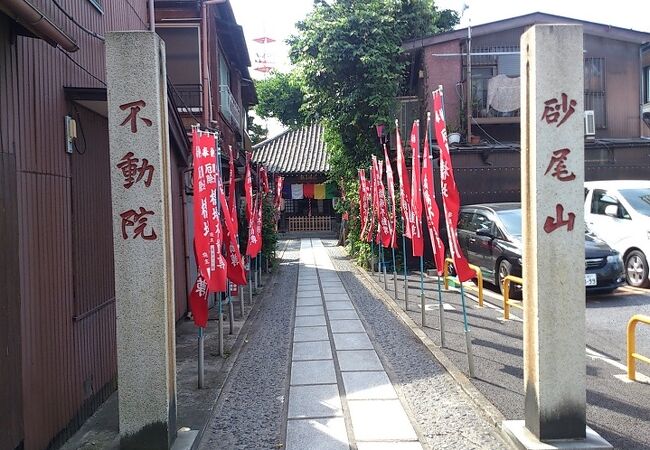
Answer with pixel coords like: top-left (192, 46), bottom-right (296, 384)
top-left (252, 123), bottom-right (329, 175)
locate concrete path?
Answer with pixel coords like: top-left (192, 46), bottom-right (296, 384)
top-left (286, 238), bottom-right (423, 449)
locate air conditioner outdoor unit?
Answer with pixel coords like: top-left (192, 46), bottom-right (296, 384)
top-left (584, 110), bottom-right (595, 138)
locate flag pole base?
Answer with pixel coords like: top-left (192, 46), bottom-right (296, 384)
top-left (465, 329), bottom-right (475, 378)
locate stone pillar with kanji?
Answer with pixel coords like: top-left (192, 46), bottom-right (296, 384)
top-left (503, 25), bottom-right (612, 448)
top-left (106, 32), bottom-right (177, 449)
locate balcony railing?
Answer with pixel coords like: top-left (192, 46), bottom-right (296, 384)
top-left (169, 83), bottom-right (202, 111)
top-left (219, 84), bottom-right (242, 131)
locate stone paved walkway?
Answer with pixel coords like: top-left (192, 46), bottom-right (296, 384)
top-left (286, 238), bottom-right (424, 449)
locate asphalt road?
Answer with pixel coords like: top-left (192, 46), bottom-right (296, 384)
top-left (374, 270), bottom-right (650, 450)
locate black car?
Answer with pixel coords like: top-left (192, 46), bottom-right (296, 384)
top-left (457, 203), bottom-right (626, 296)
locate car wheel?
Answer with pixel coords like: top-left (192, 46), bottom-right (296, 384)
top-left (498, 259), bottom-right (522, 300)
top-left (625, 250), bottom-right (650, 288)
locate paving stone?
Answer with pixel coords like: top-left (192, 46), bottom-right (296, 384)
top-left (330, 319), bottom-right (365, 333)
top-left (347, 400), bottom-right (418, 441)
top-left (327, 310), bottom-right (360, 320)
top-left (296, 297), bottom-right (323, 307)
top-left (286, 418), bottom-right (349, 450)
top-left (333, 333), bottom-right (373, 350)
top-left (296, 287), bottom-right (321, 298)
top-left (288, 384), bottom-right (343, 419)
top-left (336, 350), bottom-right (383, 371)
top-left (323, 286), bottom-right (347, 294)
top-left (292, 341), bottom-right (333, 361)
top-left (326, 301), bottom-right (355, 311)
top-left (324, 293), bottom-right (351, 302)
top-left (293, 326), bottom-right (329, 342)
top-left (341, 371), bottom-right (397, 400)
top-left (296, 306), bottom-right (325, 317)
top-left (291, 360), bottom-right (337, 385)
top-left (294, 315), bottom-right (326, 327)
top-left (356, 443), bottom-right (423, 450)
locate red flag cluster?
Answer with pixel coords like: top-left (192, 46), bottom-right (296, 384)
top-left (189, 129), bottom-right (268, 328)
top-left (357, 90), bottom-right (472, 281)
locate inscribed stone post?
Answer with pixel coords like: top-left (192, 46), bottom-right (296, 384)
top-left (106, 31), bottom-right (177, 449)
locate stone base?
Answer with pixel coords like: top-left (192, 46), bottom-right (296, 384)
top-left (170, 429), bottom-right (198, 450)
top-left (502, 421), bottom-right (612, 450)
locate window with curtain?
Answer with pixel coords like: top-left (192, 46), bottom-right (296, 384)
top-left (644, 66), bottom-right (650, 104)
top-left (584, 57), bottom-right (606, 129)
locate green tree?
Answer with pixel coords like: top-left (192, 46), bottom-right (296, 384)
top-left (247, 114), bottom-right (268, 146)
top-left (289, 0), bottom-right (457, 261)
top-left (254, 71), bottom-right (309, 128)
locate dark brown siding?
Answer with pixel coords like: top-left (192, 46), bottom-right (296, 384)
top-left (0, 1), bottom-right (148, 448)
top-left (172, 161), bottom-right (189, 321)
top-left (1, 15), bottom-right (24, 449)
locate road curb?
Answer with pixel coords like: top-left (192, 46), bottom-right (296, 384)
top-left (345, 255), bottom-right (517, 448)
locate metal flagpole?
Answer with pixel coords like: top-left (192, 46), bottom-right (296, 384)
top-left (371, 240), bottom-right (375, 274)
top-left (401, 217), bottom-right (409, 309)
top-left (436, 274), bottom-right (446, 347)
top-left (459, 282), bottom-right (475, 377)
top-left (427, 113), bottom-right (446, 345)
top-left (381, 245), bottom-right (388, 291)
top-left (248, 256), bottom-right (253, 303)
top-left (392, 246), bottom-right (398, 299)
top-left (228, 281), bottom-right (234, 335)
top-left (419, 256), bottom-right (425, 323)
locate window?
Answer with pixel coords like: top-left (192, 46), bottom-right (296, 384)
top-left (219, 52), bottom-right (230, 89)
top-left (590, 189), bottom-right (629, 219)
top-left (584, 58), bottom-right (606, 129)
top-left (458, 212), bottom-right (474, 231)
top-left (86, 0), bottom-right (103, 14)
top-left (157, 26), bottom-right (202, 108)
top-left (643, 66), bottom-right (650, 103)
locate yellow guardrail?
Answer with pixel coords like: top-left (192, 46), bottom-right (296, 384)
top-left (627, 314), bottom-right (650, 381)
top-left (443, 257), bottom-right (484, 307)
top-left (502, 275), bottom-right (523, 321)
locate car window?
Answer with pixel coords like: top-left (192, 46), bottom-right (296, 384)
top-left (458, 211), bottom-right (474, 231)
top-left (619, 188), bottom-right (650, 217)
top-left (470, 213), bottom-right (494, 234)
top-left (591, 189), bottom-right (630, 219)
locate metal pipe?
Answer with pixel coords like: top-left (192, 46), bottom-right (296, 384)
top-left (466, 22), bottom-right (472, 143)
top-left (0, 0), bottom-right (79, 51)
top-left (198, 327), bottom-right (204, 388)
top-left (200, 0), bottom-right (227, 127)
top-left (148, 0), bottom-right (155, 32)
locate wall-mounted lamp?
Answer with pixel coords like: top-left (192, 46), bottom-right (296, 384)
top-left (65, 115), bottom-right (77, 154)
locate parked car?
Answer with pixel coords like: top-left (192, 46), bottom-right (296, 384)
top-left (457, 203), bottom-right (625, 296)
top-left (584, 180), bottom-right (650, 288)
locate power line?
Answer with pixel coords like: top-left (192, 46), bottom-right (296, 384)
top-left (57, 46), bottom-right (106, 86)
top-left (51, 0), bottom-right (105, 42)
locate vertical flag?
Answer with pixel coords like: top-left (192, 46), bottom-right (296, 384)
top-left (188, 273), bottom-right (209, 327)
top-left (383, 145), bottom-right (397, 248)
top-left (246, 196), bottom-right (260, 257)
top-left (421, 118), bottom-right (447, 275)
top-left (192, 129), bottom-right (226, 291)
top-left (396, 121), bottom-right (412, 239)
top-left (227, 145), bottom-right (238, 235)
top-left (410, 121), bottom-right (424, 256)
top-left (432, 89), bottom-right (474, 282)
top-left (245, 152), bottom-right (253, 221)
top-left (358, 169), bottom-right (368, 240)
top-left (376, 159), bottom-right (391, 248)
top-left (217, 171), bottom-right (247, 285)
top-left (371, 156), bottom-right (381, 244)
top-left (260, 166), bottom-right (270, 194)
top-left (274, 175), bottom-right (284, 211)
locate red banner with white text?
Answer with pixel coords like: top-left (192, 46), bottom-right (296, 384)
top-left (383, 146), bottom-right (397, 248)
top-left (396, 121), bottom-right (412, 239)
top-left (410, 121), bottom-right (424, 257)
top-left (432, 89), bottom-right (474, 282)
top-left (421, 120), bottom-right (447, 275)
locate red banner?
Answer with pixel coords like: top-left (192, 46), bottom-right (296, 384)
top-left (358, 169), bottom-right (369, 241)
top-left (410, 121), bottom-right (424, 257)
top-left (246, 196), bottom-right (259, 257)
top-left (422, 121), bottom-right (447, 275)
top-left (188, 274), bottom-right (209, 327)
top-left (376, 158), bottom-right (391, 248)
top-left (217, 174), bottom-right (247, 285)
top-left (274, 175), bottom-right (284, 211)
top-left (192, 129), bottom-right (226, 292)
top-left (396, 121), bottom-right (412, 239)
top-left (432, 90), bottom-right (474, 282)
top-left (260, 165), bottom-right (270, 194)
top-left (371, 156), bottom-right (380, 244)
top-left (383, 145), bottom-right (397, 248)
top-left (228, 145), bottom-right (238, 236)
top-left (245, 152), bottom-right (253, 221)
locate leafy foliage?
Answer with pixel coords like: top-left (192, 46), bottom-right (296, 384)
top-left (247, 114), bottom-right (268, 145)
top-left (288, 0), bottom-right (458, 262)
top-left (261, 194), bottom-right (279, 268)
top-left (254, 71), bottom-right (309, 129)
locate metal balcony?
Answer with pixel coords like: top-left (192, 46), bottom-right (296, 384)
top-left (219, 84), bottom-right (242, 131)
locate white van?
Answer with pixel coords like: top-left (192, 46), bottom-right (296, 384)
top-left (584, 180), bottom-right (650, 288)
